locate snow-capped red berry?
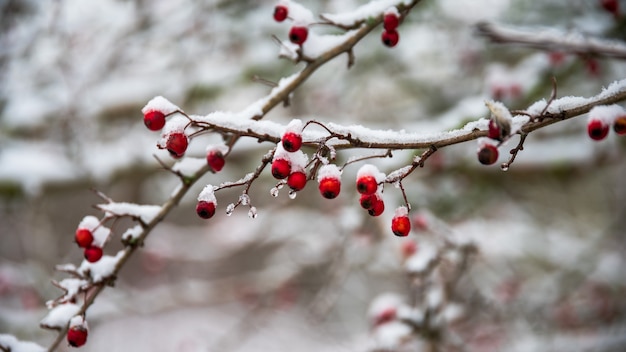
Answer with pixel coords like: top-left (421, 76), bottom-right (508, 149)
top-left (206, 150), bottom-right (225, 172)
top-left (356, 175), bottom-right (378, 195)
top-left (287, 171), bottom-right (307, 191)
top-left (359, 193), bottom-right (375, 209)
top-left (488, 119), bottom-right (501, 140)
top-left (383, 13), bottom-right (399, 31)
top-left (166, 132), bottom-right (188, 158)
top-left (75, 228), bottom-right (94, 248)
top-left (274, 4), bottom-right (288, 22)
top-left (367, 196), bottom-right (385, 217)
top-left (319, 177), bottom-right (341, 199)
top-left (381, 29), bottom-right (399, 47)
top-left (614, 116), bottom-right (626, 135)
top-left (478, 144), bottom-right (499, 165)
top-left (84, 246), bottom-right (103, 263)
top-left (196, 200), bottom-right (216, 219)
top-left (143, 110), bottom-right (166, 131)
top-left (282, 132), bottom-right (302, 152)
top-left (600, 0), bottom-right (619, 15)
top-left (67, 325), bottom-right (88, 348)
top-left (391, 207), bottom-right (411, 237)
top-left (289, 26), bottom-right (308, 45)
top-left (272, 158), bottom-right (291, 179)
top-left (587, 119), bottom-right (609, 141)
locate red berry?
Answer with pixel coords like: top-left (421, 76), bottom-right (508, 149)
top-left (207, 150), bottom-right (225, 172)
top-left (356, 175), bottom-right (378, 195)
top-left (289, 26), bottom-right (308, 45)
top-left (75, 228), bottom-right (94, 248)
top-left (143, 110), bottom-right (166, 131)
top-left (271, 158), bottom-right (291, 179)
top-left (587, 119), bottom-right (609, 141)
top-left (287, 171), bottom-right (307, 191)
top-left (391, 215), bottom-right (411, 237)
top-left (381, 29), bottom-right (399, 47)
top-left (166, 132), bottom-right (188, 158)
top-left (383, 14), bottom-right (399, 31)
top-left (67, 325), bottom-right (88, 348)
top-left (400, 240), bottom-right (417, 259)
top-left (478, 144), bottom-right (499, 165)
top-left (367, 196), bottom-right (385, 217)
top-left (374, 307), bottom-right (397, 326)
top-left (84, 246), bottom-right (103, 263)
top-left (488, 119), bottom-right (505, 141)
top-left (318, 177), bottom-right (341, 199)
top-left (600, 0), bottom-right (619, 15)
top-left (274, 5), bottom-right (288, 22)
top-left (359, 193), bottom-right (375, 209)
top-left (613, 116), bottom-right (626, 135)
top-left (282, 132), bottom-right (303, 152)
top-left (196, 200), bottom-right (216, 219)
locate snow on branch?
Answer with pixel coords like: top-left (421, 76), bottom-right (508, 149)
top-left (476, 22), bottom-right (626, 59)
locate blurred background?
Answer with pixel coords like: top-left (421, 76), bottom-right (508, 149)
top-left (1, 0), bottom-right (625, 351)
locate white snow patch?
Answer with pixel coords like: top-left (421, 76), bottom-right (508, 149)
top-left (172, 157), bottom-right (206, 176)
top-left (78, 250), bottom-right (125, 283)
top-left (121, 225), bottom-right (143, 242)
top-left (317, 164), bottom-right (342, 181)
top-left (141, 96), bottom-right (180, 115)
top-left (97, 202), bottom-right (161, 224)
top-left (197, 184), bottom-right (217, 204)
top-left (0, 335), bottom-right (46, 352)
top-left (588, 104), bottom-right (625, 124)
top-left (405, 239), bottom-right (438, 273)
top-left (40, 303), bottom-right (81, 329)
top-left (371, 321), bottom-right (412, 350)
top-left (322, 0), bottom-right (410, 27)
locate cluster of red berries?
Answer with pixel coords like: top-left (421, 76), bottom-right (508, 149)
top-left (381, 10), bottom-right (400, 48)
top-left (75, 226), bottom-right (103, 263)
top-left (273, 3), bottom-right (309, 46)
top-left (587, 105), bottom-right (626, 141)
top-left (477, 101), bottom-right (512, 166)
top-left (143, 107), bottom-right (190, 159)
top-left (356, 165), bottom-right (385, 216)
top-left (272, 123), bottom-right (310, 192)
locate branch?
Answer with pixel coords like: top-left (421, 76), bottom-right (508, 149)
top-left (476, 22), bottom-right (626, 59)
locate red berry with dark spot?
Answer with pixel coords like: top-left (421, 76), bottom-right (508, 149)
top-left (356, 175), bottom-right (378, 195)
top-left (166, 132), bottom-right (188, 158)
top-left (381, 29), bottom-right (399, 47)
top-left (196, 200), bottom-right (216, 219)
top-left (282, 132), bottom-right (302, 152)
top-left (207, 150), bottom-right (225, 172)
top-left (143, 110), bottom-right (166, 131)
top-left (75, 228), bottom-right (94, 248)
top-left (391, 215), bottom-right (411, 237)
top-left (614, 116), bottom-right (626, 135)
top-left (287, 171), bottom-right (307, 191)
top-left (367, 196), bottom-right (385, 217)
top-left (84, 246), bottom-right (103, 263)
top-left (319, 177), bottom-right (341, 199)
top-left (478, 144), bottom-right (499, 165)
top-left (383, 14), bottom-right (399, 31)
top-left (67, 325), bottom-right (88, 348)
top-left (289, 26), bottom-right (308, 45)
top-left (274, 5), bottom-right (288, 22)
top-left (587, 119), bottom-right (609, 141)
top-left (272, 158), bottom-right (291, 179)
top-left (359, 193), bottom-right (375, 210)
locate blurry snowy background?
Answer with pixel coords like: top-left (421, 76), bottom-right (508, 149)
top-left (1, 0), bottom-right (625, 351)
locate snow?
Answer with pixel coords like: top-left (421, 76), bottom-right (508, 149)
top-left (97, 202), bottom-right (162, 224)
top-left (285, 119), bottom-right (303, 134)
top-left (322, 0), bottom-right (411, 27)
top-left (405, 239), bottom-right (438, 273)
top-left (78, 215), bottom-right (111, 247)
top-left (69, 315), bottom-right (87, 329)
top-left (288, 150), bottom-right (309, 172)
top-left (357, 164), bottom-right (386, 183)
top-left (197, 184), bottom-right (217, 204)
top-left (78, 250), bottom-right (125, 283)
top-left (171, 157), bottom-right (206, 176)
top-left (0, 335), bottom-right (46, 352)
top-left (316, 164), bottom-right (342, 181)
top-left (283, 0), bottom-right (316, 25)
top-left (368, 292), bottom-right (403, 319)
top-left (48, 278), bottom-right (88, 306)
top-left (141, 96), bottom-right (181, 115)
top-left (121, 225), bottom-right (144, 242)
top-left (302, 30), bottom-right (360, 59)
top-left (588, 104), bottom-right (625, 124)
top-left (40, 303), bottom-right (81, 329)
top-left (394, 206), bottom-right (408, 218)
top-left (371, 321), bottom-right (412, 350)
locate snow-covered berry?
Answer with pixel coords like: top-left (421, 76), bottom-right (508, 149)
top-left (356, 175), bottom-right (378, 195)
top-left (478, 144), bottom-right (499, 165)
top-left (272, 158), bottom-right (291, 179)
top-left (196, 200), bottom-right (216, 219)
top-left (282, 132), bottom-right (303, 152)
top-left (75, 228), bottom-right (94, 248)
top-left (84, 246), bottom-right (103, 263)
top-left (274, 4), bottom-right (288, 22)
top-left (383, 13), bottom-right (399, 31)
top-left (287, 171), bottom-right (307, 191)
top-left (67, 325), bottom-right (88, 348)
top-left (207, 150), bottom-right (225, 172)
top-left (614, 115), bottom-right (626, 135)
top-left (381, 29), bottom-right (399, 47)
top-left (391, 207), bottom-right (411, 237)
top-left (289, 26), bottom-right (308, 45)
top-left (166, 132), bottom-right (188, 158)
top-left (319, 178), bottom-right (341, 199)
top-left (587, 119), bottom-right (609, 141)
top-left (143, 110), bottom-right (166, 131)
